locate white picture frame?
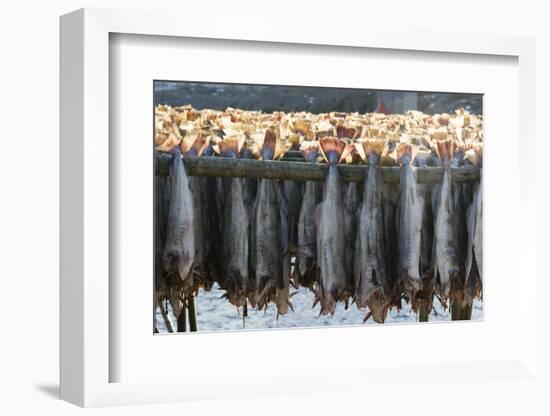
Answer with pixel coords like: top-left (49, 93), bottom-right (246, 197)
top-left (60, 7), bottom-right (538, 407)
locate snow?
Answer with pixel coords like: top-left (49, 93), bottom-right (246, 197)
top-left (155, 285), bottom-right (483, 334)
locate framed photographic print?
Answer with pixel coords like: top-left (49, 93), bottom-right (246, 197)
top-left (60, 7), bottom-right (538, 408)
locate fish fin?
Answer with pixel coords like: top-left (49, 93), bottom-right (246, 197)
top-left (435, 138), bottom-right (456, 165)
top-left (319, 137), bottom-right (347, 164)
top-left (287, 299), bottom-right (294, 312)
top-left (363, 311), bottom-right (372, 323)
top-left (300, 141), bottom-right (319, 162)
top-left (397, 143), bottom-right (417, 165)
top-left (218, 136), bottom-right (242, 158)
top-left (312, 298), bottom-right (320, 309)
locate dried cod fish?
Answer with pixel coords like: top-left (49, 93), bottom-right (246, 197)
top-left (354, 139), bottom-right (390, 323)
top-left (316, 137), bottom-right (350, 315)
top-left (218, 137), bottom-right (249, 308)
top-left (250, 129), bottom-right (285, 310)
top-left (432, 139), bottom-right (461, 307)
top-left (464, 146), bottom-right (483, 303)
top-left (397, 144), bottom-right (425, 311)
top-left (295, 142), bottom-right (322, 288)
top-left (163, 148), bottom-right (196, 299)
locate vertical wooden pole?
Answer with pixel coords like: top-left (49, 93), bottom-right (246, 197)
top-left (159, 301), bottom-right (175, 333)
top-left (419, 298), bottom-right (430, 322)
top-left (461, 303), bottom-right (473, 320)
top-left (177, 302), bottom-right (187, 332)
top-left (188, 295), bottom-right (198, 332)
top-left (451, 302), bottom-right (462, 321)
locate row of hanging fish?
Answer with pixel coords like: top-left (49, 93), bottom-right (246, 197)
top-left (154, 105), bottom-right (483, 323)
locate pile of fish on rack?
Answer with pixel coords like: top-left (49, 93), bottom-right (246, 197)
top-left (154, 104), bottom-right (483, 323)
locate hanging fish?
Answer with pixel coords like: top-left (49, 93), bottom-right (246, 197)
top-left (218, 136), bottom-right (249, 308)
top-left (432, 139), bottom-right (461, 307)
top-left (465, 145), bottom-right (483, 303)
top-left (162, 147), bottom-right (196, 297)
top-left (354, 139), bottom-right (390, 323)
top-left (250, 128), bottom-right (285, 310)
top-left (184, 135), bottom-right (212, 289)
top-left (379, 141), bottom-right (400, 298)
top-left (397, 144), bottom-right (425, 311)
top-left (316, 137), bottom-right (350, 315)
top-left (295, 142), bottom-right (322, 288)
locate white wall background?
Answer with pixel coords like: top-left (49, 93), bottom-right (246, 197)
top-left (0, 1), bottom-right (547, 414)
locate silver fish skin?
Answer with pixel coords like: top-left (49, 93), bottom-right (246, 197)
top-left (355, 163), bottom-right (388, 322)
top-left (221, 176), bottom-right (249, 307)
top-left (465, 178), bottom-right (483, 300)
top-left (398, 155), bottom-right (425, 303)
top-left (433, 167), bottom-right (460, 305)
top-left (318, 163), bottom-right (348, 315)
top-left (252, 178), bottom-right (283, 309)
top-left (163, 152), bottom-right (196, 294)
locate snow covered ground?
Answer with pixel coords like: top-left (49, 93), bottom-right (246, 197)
top-left (155, 285), bottom-right (483, 333)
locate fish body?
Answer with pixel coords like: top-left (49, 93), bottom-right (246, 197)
top-left (219, 138), bottom-right (249, 307)
top-left (465, 152), bottom-right (483, 302)
top-left (397, 145), bottom-right (425, 307)
top-left (252, 178), bottom-right (283, 308)
top-left (296, 181), bottom-right (321, 286)
top-left (163, 149), bottom-right (196, 296)
top-left (296, 144), bottom-right (321, 288)
top-left (432, 140), bottom-right (461, 306)
top-left (355, 140), bottom-right (389, 323)
top-left (251, 130), bottom-right (285, 310)
top-left (317, 138), bottom-right (349, 315)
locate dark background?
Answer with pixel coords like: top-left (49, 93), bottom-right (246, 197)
top-left (154, 81), bottom-right (482, 115)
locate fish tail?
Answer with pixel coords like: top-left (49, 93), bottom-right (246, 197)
top-left (261, 128), bottom-right (277, 160)
top-left (362, 139), bottom-right (386, 164)
top-left (301, 142), bottom-right (319, 162)
top-left (435, 139), bottom-right (456, 165)
top-left (218, 136), bottom-right (241, 158)
top-left (397, 143), bottom-right (417, 166)
top-left (473, 144), bottom-right (483, 166)
top-left (184, 134), bottom-right (211, 157)
top-left (319, 137), bottom-right (347, 164)
top-left (239, 142), bottom-right (254, 159)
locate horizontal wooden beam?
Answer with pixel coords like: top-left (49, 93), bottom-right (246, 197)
top-left (154, 152), bottom-right (481, 184)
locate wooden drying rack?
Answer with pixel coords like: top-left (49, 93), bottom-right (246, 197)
top-left (154, 150), bottom-right (481, 183)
